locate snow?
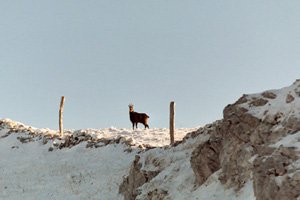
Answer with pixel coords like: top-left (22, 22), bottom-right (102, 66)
top-left (274, 176), bottom-right (284, 187)
top-left (239, 80), bottom-right (300, 125)
top-left (136, 133), bottom-right (211, 200)
top-left (270, 131), bottom-right (300, 149)
top-left (0, 132), bottom-right (135, 200)
top-left (190, 171), bottom-right (255, 200)
top-left (0, 119), bottom-right (255, 199)
top-left (268, 129), bottom-right (300, 187)
top-left (81, 127), bottom-right (198, 147)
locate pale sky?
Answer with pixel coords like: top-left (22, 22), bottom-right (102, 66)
top-left (1, 1), bottom-right (300, 130)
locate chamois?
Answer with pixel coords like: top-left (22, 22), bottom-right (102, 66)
top-left (128, 104), bottom-right (149, 130)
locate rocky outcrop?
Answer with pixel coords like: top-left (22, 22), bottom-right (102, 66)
top-left (190, 136), bottom-right (222, 185)
top-left (249, 98), bottom-right (269, 107)
top-left (143, 189), bottom-right (170, 200)
top-left (262, 91), bottom-right (277, 99)
top-left (190, 80), bottom-right (300, 199)
top-left (286, 94), bottom-right (295, 103)
top-left (0, 119), bottom-right (140, 152)
top-left (120, 80), bottom-right (300, 200)
top-left (253, 146), bottom-right (300, 200)
top-left (190, 93), bottom-right (278, 190)
top-left (119, 155), bottom-right (160, 200)
top-left (217, 97), bottom-right (273, 189)
top-left (107, 80), bottom-right (300, 199)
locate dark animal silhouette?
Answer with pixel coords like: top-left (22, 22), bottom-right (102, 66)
top-left (128, 104), bottom-right (149, 130)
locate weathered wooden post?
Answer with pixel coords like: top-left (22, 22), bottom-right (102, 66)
top-left (169, 101), bottom-right (175, 145)
top-left (59, 96), bottom-right (65, 136)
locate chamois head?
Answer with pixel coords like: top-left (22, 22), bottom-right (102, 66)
top-left (128, 104), bottom-right (134, 112)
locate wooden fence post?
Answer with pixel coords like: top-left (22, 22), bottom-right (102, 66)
top-left (170, 101), bottom-right (175, 145)
top-left (59, 96), bottom-right (65, 136)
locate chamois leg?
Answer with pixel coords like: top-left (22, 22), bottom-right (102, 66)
top-left (132, 123), bottom-right (135, 130)
top-left (143, 123), bottom-right (149, 129)
top-left (135, 123), bottom-right (138, 129)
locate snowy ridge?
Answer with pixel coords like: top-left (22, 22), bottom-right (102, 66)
top-left (0, 118), bottom-right (199, 200)
top-left (232, 80), bottom-right (300, 199)
top-left (239, 79), bottom-right (300, 128)
top-left (0, 118), bottom-right (197, 148)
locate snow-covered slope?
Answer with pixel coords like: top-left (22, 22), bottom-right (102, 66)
top-left (0, 119), bottom-right (197, 200)
top-left (0, 119), bottom-right (255, 200)
top-left (2, 80), bottom-right (300, 200)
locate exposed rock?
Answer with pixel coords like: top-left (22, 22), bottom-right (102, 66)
top-left (119, 156), bottom-right (147, 200)
top-left (145, 189), bottom-right (170, 200)
top-left (217, 81), bottom-right (300, 195)
top-left (183, 120), bottom-right (222, 142)
top-left (249, 98), bottom-right (268, 107)
top-left (216, 89), bottom-right (295, 190)
top-left (282, 115), bottom-right (300, 132)
top-left (48, 147), bottom-right (54, 152)
top-left (274, 173), bottom-right (300, 200)
top-left (263, 112), bottom-right (284, 125)
top-left (223, 100), bottom-right (273, 145)
top-left (253, 147), bottom-right (300, 200)
top-left (42, 137), bottom-right (48, 144)
top-left (286, 94), bottom-right (295, 103)
top-left (294, 87), bottom-right (300, 97)
top-left (262, 91), bottom-right (277, 99)
top-left (0, 132), bottom-right (10, 138)
top-left (278, 146), bottom-right (298, 160)
top-left (235, 94), bottom-right (249, 104)
top-left (86, 142), bottom-right (94, 148)
top-left (17, 136), bottom-right (34, 143)
top-left (255, 145), bottom-right (275, 156)
top-left (190, 136), bottom-right (222, 185)
top-left (119, 155), bottom-right (160, 200)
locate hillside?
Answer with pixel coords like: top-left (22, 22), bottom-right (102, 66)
top-left (1, 80), bottom-right (300, 200)
top-left (0, 119), bottom-right (196, 199)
